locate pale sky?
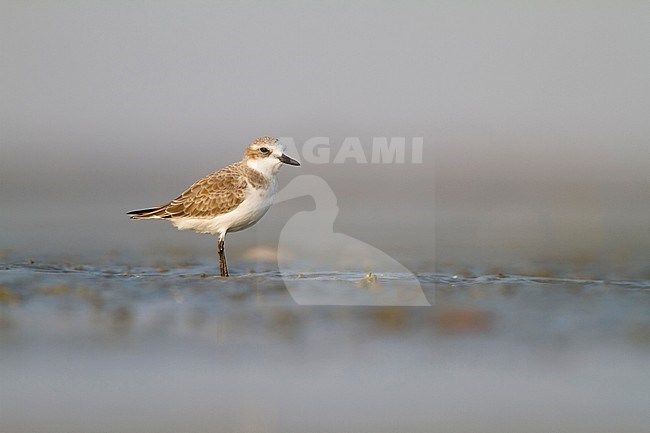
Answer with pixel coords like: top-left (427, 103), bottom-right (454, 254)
top-left (1, 1), bottom-right (648, 260)
top-left (2, 1), bottom-right (647, 172)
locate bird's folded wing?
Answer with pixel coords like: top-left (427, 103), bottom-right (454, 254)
top-left (160, 164), bottom-right (248, 218)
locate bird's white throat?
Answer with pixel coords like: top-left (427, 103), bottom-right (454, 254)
top-left (246, 156), bottom-right (282, 177)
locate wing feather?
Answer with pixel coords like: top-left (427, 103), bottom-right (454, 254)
top-left (132, 163), bottom-right (248, 219)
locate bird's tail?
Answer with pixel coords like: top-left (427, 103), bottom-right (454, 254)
top-left (126, 205), bottom-right (170, 219)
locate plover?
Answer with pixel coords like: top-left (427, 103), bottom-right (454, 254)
top-left (127, 137), bottom-right (300, 276)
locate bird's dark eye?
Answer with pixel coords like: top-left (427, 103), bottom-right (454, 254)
top-left (260, 147), bottom-right (270, 154)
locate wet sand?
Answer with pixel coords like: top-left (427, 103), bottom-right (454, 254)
top-left (1, 258), bottom-right (648, 433)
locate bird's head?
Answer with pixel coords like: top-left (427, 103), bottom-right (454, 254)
top-left (244, 137), bottom-right (300, 175)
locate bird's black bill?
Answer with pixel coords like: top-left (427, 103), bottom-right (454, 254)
top-left (279, 154), bottom-right (301, 166)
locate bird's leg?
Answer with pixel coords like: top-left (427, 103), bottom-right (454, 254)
top-left (217, 235), bottom-right (229, 277)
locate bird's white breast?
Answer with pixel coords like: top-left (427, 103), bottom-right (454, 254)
top-left (171, 176), bottom-right (277, 235)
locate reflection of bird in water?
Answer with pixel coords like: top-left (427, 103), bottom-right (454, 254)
top-left (275, 175), bottom-right (430, 306)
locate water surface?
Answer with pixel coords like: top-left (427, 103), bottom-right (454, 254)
top-left (1, 258), bottom-right (648, 433)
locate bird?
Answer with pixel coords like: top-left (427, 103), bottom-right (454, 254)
top-left (127, 137), bottom-right (300, 276)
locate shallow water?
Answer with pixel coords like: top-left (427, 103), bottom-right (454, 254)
top-left (1, 259), bottom-right (649, 433)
